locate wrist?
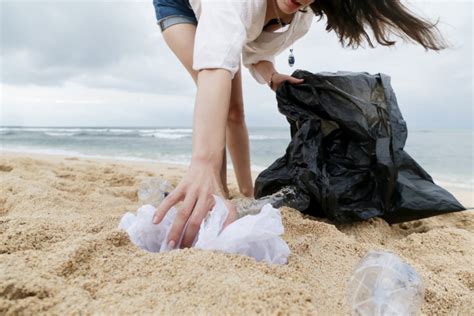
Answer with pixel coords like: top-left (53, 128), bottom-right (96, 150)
top-left (253, 60), bottom-right (278, 86)
top-left (267, 71), bottom-right (278, 90)
top-left (191, 152), bottom-right (223, 172)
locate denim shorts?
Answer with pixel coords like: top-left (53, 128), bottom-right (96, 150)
top-left (153, 0), bottom-right (198, 32)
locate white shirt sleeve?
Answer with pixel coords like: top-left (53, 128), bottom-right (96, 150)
top-left (192, 0), bottom-right (249, 79)
top-left (242, 45), bottom-right (276, 85)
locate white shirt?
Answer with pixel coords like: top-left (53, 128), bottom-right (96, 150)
top-left (189, 0), bottom-right (313, 84)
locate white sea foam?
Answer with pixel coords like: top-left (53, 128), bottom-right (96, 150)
top-left (2, 127), bottom-right (82, 133)
top-left (44, 132), bottom-right (79, 137)
top-left (3, 127), bottom-right (284, 141)
top-left (0, 127), bottom-right (196, 139)
top-left (138, 129), bottom-right (192, 139)
top-left (249, 135), bottom-right (288, 141)
top-left (150, 132), bottom-right (188, 139)
top-left (144, 128), bottom-right (193, 134)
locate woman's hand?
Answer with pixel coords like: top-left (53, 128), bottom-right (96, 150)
top-left (152, 159), bottom-right (237, 249)
top-left (152, 68), bottom-right (238, 249)
top-left (270, 73), bottom-right (304, 92)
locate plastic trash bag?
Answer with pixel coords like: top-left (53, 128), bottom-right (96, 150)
top-left (118, 195), bottom-right (290, 265)
top-left (255, 70), bottom-right (465, 224)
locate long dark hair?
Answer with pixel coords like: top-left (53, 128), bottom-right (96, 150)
top-left (306, 0), bottom-right (448, 50)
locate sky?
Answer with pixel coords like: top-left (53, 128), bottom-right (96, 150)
top-left (0, 0), bottom-right (472, 129)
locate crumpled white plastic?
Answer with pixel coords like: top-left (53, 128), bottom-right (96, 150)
top-left (118, 195), bottom-right (290, 264)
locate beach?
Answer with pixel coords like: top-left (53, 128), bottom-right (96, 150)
top-left (1, 151), bottom-right (473, 314)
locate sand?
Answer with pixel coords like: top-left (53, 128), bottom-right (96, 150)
top-left (1, 152), bottom-right (473, 315)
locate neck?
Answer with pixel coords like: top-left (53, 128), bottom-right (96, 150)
top-left (266, 0), bottom-right (293, 25)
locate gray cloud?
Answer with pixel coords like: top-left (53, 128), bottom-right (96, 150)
top-left (0, 0), bottom-right (472, 128)
top-left (1, 0), bottom-right (194, 95)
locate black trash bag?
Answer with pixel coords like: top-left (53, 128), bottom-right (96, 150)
top-left (254, 70), bottom-right (465, 224)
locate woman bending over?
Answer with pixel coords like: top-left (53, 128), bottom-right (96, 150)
top-left (151, 0), bottom-right (447, 249)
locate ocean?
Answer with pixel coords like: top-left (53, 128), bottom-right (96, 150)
top-left (1, 126), bottom-right (472, 191)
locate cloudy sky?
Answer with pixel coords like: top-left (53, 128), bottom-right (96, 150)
top-left (0, 0), bottom-right (472, 129)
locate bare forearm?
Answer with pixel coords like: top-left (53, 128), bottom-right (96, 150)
top-left (253, 60), bottom-right (303, 91)
top-left (253, 60), bottom-right (277, 83)
top-left (191, 69), bottom-right (233, 170)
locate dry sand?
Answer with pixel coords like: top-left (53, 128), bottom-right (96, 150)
top-left (1, 152), bottom-right (473, 315)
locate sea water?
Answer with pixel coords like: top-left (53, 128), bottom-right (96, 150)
top-left (1, 126), bottom-right (472, 191)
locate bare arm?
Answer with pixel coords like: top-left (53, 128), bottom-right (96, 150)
top-left (192, 69), bottom-right (232, 167)
top-left (253, 60), bottom-right (277, 83)
top-left (252, 60), bottom-right (304, 91)
top-left (152, 64), bottom-right (303, 249)
top-left (153, 68), bottom-right (237, 248)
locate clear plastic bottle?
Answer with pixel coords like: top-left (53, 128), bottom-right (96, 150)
top-left (137, 178), bottom-right (173, 207)
top-left (347, 251), bottom-right (424, 316)
top-left (138, 179), bottom-right (308, 218)
top-left (235, 185), bottom-right (310, 218)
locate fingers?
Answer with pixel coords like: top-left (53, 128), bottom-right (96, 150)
top-left (274, 76), bottom-right (304, 90)
top-left (289, 77), bottom-right (304, 85)
top-left (166, 191), bottom-right (198, 248)
top-left (158, 190), bottom-right (236, 248)
top-left (153, 188), bottom-right (183, 224)
top-left (180, 193), bottom-right (214, 248)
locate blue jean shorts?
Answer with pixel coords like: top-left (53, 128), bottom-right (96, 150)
top-left (153, 0), bottom-right (198, 32)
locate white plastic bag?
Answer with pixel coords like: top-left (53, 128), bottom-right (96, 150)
top-left (118, 204), bottom-right (176, 252)
top-left (118, 195), bottom-right (290, 264)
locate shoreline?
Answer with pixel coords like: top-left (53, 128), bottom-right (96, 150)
top-left (0, 147), bottom-right (269, 173)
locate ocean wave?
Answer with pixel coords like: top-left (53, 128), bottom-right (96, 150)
top-left (44, 132), bottom-right (79, 137)
top-left (75, 130), bottom-right (140, 137)
top-left (148, 132), bottom-right (189, 139)
top-left (138, 129), bottom-right (191, 139)
top-left (249, 135), bottom-right (288, 141)
top-left (2, 127), bottom-right (84, 133)
top-left (141, 128), bottom-right (192, 134)
top-left (0, 127), bottom-right (194, 139)
top-left (2, 127), bottom-right (287, 141)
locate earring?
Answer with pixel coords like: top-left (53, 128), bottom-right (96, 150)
top-left (288, 48), bottom-right (295, 67)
